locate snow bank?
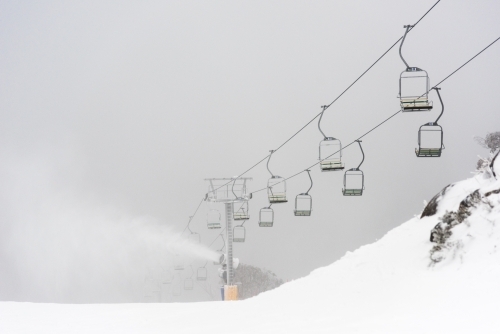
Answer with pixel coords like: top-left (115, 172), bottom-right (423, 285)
top-left (2, 171), bottom-right (500, 333)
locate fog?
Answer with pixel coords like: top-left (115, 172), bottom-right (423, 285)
top-left (1, 152), bottom-right (218, 302)
top-left (1, 0), bottom-right (500, 302)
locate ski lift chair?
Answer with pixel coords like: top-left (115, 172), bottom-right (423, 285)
top-left (233, 201), bottom-right (250, 220)
top-left (189, 231), bottom-right (200, 244)
top-left (398, 25), bottom-right (433, 112)
top-left (342, 140), bottom-right (365, 196)
top-left (343, 170), bottom-right (364, 196)
top-left (174, 254), bottom-right (184, 271)
top-left (319, 138), bottom-right (345, 171)
top-left (259, 206), bottom-right (274, 227)
top-left (207, 209), bottom-right (222, 229)
top-left (268, 176), bottom-right (287, 203)
top-left (294, 170), bottom-right (313, 216)
top-left (172, 281), bottom-right (182, 296)
top-left (399, 70), bottom-right (433, 112)
top-left (415, 124), bottom-right (444, 157)
top-left (162, 268), bottom-right (173, 284)
top-left (415, 87), bottom-right (445, 157)
top-left (317, 105), bottom-right (344, 171)
top-left (233, 224), bottom-right (246, 242)
top-left (197, 266), bottom-right (208, 281)
top-left (266, 150), bottom-right (288, 203)
top-left (184, 278), bottom-right (194, 290)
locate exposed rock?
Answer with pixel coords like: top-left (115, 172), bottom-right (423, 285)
top-left (429, 189), bottom-right (481, 253)
top-left (420, 184), bottom-right (454, 219)
top-left (485, 189), bottom-right (500, 197)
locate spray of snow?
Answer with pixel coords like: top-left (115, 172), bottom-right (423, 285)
top-left (0, 153), bottom-right (218, 303)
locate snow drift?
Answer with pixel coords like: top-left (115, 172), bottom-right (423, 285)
top-left (2, 161), bottom-right (500, 333)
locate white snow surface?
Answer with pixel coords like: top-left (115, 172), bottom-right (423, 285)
top-left (2, 173), bottom-right (500, 333)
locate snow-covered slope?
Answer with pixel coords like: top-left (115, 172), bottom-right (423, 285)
top-left (2, 169), bottom-right (500, 334)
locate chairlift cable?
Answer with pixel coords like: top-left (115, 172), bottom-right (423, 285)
top-left (433, 36), bottom-right (500, 88)
top-left (208, 228), bottom-right (226, 248)
top-left (250, 36), bottom-right (499, 195)
top-left (203, 1), bottom-right (440, 197)
top-left (181, 198), bottom-right (204, 235)
top-left (405, 36), bottom-right (500, 108)
top-left (206, 154), bottom-right (270, 196)
top-left (275, 0), bottom-right (440, 149)
top-left (250, 109), bottom-right (401, 194)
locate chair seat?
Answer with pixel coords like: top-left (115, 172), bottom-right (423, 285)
top-left (401, 98), bottom-right (433, 111)
top-left (343, 189), bottom-right (363, 196)
top-left (259, 222), bottom-right (273, 227)
top-left (320, 161), bottom-right (344, 171)
top-left (233, 237), bottom-right (245, 242)
top-left (402, 106), bottom-right (433, 111)
top-left (415, 148), bottom-right (441, 157)
top-left (233, 214), bottom-right (250, 220)
top-left (207, 223), bottom-right (221, 229)
top-left (294, 210), bottom-right (311, 216)
top-left (269, 195), bottom-right (287, 203)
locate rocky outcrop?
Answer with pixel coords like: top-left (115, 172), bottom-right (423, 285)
top-left (420, 184), bottom-right (454, 219)
top-left (429, 189), bottom-right (481, 244)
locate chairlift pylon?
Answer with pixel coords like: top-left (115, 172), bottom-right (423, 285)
top-left (318, 105), bottom-right (345, 171)
top-left (398, 25), bottom-right (433, 112)
top-left (259, 205), bottom-right (274, 227)
top-left (342, 140), bottom-right (365, 196)
top-left (233, 221), bottom-right (246, 242)
top-left (294, 170), bottom-right (313, 216)
top-left (266, 150), bottom-right (288, 203)
top-left (415, 87), bottom-right (445, 157)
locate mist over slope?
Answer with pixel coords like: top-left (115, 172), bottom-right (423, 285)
top-left (2, 161), bottom-right (500, 333)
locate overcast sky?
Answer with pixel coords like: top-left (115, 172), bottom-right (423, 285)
top-left (1, 0), bottom-right (499, 303)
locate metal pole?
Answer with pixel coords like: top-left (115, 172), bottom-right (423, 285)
top-left (224, 202), bottom-right (234, 286)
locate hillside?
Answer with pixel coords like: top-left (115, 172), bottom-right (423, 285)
top-left (1, 161), bottom-right (500, 333)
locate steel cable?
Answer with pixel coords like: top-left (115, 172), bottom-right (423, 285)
top-left (250, 35), bottom-right (500, 194)
top-left (203, 0), bottom-right (441, 197)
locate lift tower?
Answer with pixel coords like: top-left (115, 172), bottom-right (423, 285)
top-left (204, 177), bottom-right (252, 301)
